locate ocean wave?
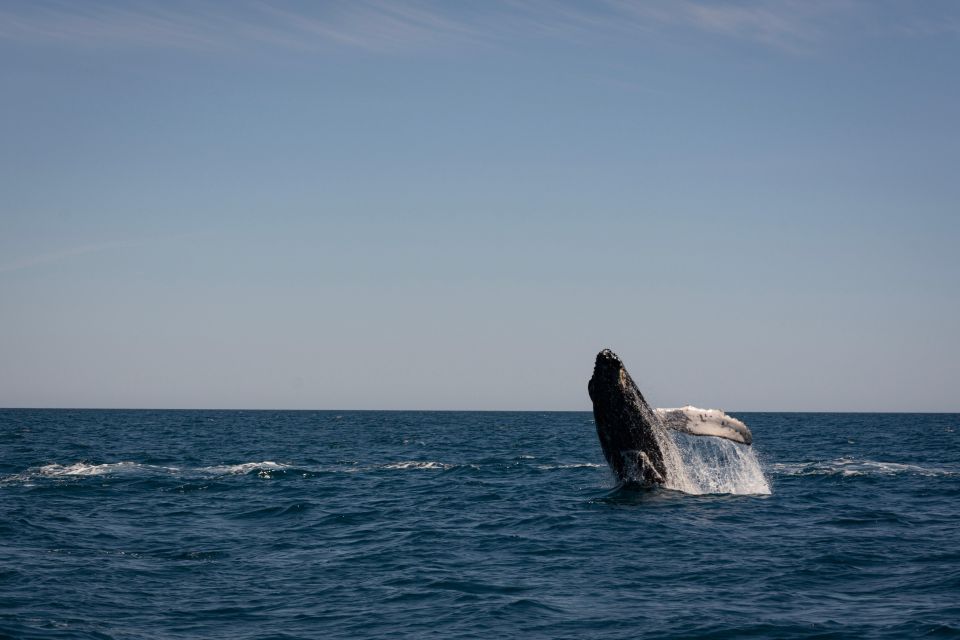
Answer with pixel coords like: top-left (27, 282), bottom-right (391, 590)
top-left (0, 459), bottom-right (473, 484)
top-left (771, 458), bottom-right (957, 478)
top-left (37, 461), bottom-right (141, 477)
top-left (0, 461), bottom-right (174, 486)
top-left (535, 462), bottom-right (606, 470)
top-left (1, 460), bottom-right (288, 484)
top-left (197, 461), bottom-right (290, 475)
top-left (381, 461), bottom-right (452, 471)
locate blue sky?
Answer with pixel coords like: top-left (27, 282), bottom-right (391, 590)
top-left (2, 1), bottom-right (958, 410)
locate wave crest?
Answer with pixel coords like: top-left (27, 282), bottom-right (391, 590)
top-left (381, 461), bottom-right (452, 470)
top-left (37, 461), bottom-right (147, 477)
top-left (535, 462), bottom-right (605, 470)
top-left (198, 461), bottom-right (290, 475)
top-left (772, 458), bottom-right (957, 478)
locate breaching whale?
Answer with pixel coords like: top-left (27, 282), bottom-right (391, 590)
top-left (587, 349), bottom-right (752, 486)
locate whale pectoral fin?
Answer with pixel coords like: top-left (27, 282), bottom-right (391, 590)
top-left (655, 406), bottom-right (752, 446)
top-left (621, 450), bottom-right (665, 485)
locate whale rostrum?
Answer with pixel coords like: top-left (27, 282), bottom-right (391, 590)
top-left (587, 349), bottom-right (752, 486)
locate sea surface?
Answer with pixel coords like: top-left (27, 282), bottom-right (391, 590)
top-left (1, 410), bottom-right (958, 639)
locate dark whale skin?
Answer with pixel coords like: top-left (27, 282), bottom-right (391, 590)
top-left (588, 349), bottom-right (669, 485)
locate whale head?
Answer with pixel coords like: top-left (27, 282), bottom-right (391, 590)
top-left (588, 349), bottom-right (629, 395)
top-left (588, 349), bottom-right (669, 485)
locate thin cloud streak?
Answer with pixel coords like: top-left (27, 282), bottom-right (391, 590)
top-left (0, 233), bottom-right (202, 275)
top-left (664, 1), bottom-right (827, 53)
top-left (0, 1), bottom-right (944, 56)
top-left (0, 1), bottom-right (491, 54)
top-left (0, 240), bottom-right (138, 275)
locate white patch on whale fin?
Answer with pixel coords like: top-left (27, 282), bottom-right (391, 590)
top-left (620, 450), bottom-right (665, 485)
top-left (655, 406), bottom-right (752, 446)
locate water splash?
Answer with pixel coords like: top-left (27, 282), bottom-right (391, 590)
top-left (661, 432), bottom-right (771, 495)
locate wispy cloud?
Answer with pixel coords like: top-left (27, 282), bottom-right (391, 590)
top-left (0, 240), bottom-right (137, 275)
top-left (0, 233), bottom-right (202, 275)
top-left (0, 1), bottom-right (491, 54)
top-left (0, 1), bottom-right (951, 56)
top-left (647, 0), bottom-right (836, 53)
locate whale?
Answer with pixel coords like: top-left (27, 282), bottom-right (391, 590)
top-left (587, 348), bottom-right (752, 486)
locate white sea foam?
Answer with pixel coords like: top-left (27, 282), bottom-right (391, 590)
top-left (36, 461), bottom-right (156, 477)
top-left (199, 461), bottom-right (290, 475)
top-left (662, 432), bottom-right (771, 495)
top-left (1, 459), bottom-right (470, 483)
top-left (536, 462), bottom-right (605, 470)
top-left (0, 461), bottom-right (177, 485)
top-left (771, 458), bottom-right (956, 478)
top-left (0, 460), bottom-right (293, 484)
top-left (381, 461), bottom-right (451, 470)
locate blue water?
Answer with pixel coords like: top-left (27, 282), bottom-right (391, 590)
top-left (1, 410), bottom-right (958, 639)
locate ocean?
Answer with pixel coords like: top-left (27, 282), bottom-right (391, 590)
top-left (1, 410), bottom-right (958, 639)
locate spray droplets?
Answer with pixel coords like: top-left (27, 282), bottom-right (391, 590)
top-left (664, 432), bottom-right (771, 495)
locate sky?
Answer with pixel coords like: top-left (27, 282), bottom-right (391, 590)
top-left (1, 0), bottom-right (959, 411)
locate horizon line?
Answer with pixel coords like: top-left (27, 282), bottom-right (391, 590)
top-left (2, 407), bottom-right (958, 415)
